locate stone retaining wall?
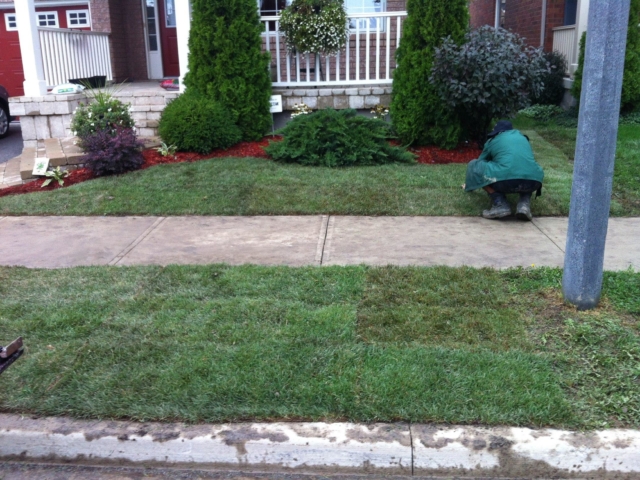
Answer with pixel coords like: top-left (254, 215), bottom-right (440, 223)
top-left (274, 86), bottom-right (392, 110)
top-left (9, 88), bottom-right (179, 148)
top-left (9, 85), bottom-right (394, 148)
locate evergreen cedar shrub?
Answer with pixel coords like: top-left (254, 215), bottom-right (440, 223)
top-left (572, 0), bottom-right (640, 112)
top-left (531, 50), bottom-right (567, 106)
top-left (185, 0), bottom-right (272, 140)
top-left (82, 128), bottom-right (144, 177)
top-left (431, 26), bottom-right (548, 145)
top-left (158, 92), bottom-right (242, 154)
top-left (265, 109), bottom-right (415, 167)
top-left (570, 32), bottom-right (586, 102)
top-left (390, 0), bottom-right (468, 149)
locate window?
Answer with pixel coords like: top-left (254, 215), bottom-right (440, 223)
top-left (67, 10), bottom-right (91, 28)
top-left (37, 12), bottom-right (59, 28)
top-left (4, 13), bottom-right (17, 31)
top-left (146, 0), bottom-right (159, 51)
top-left (346, 0), bottom-right (387, 32)
top-left (165, 0), bottom-right (176, 27)
top-left (259, 0), bottom-right (291, 17)
top-left (564, 0), bottom-right (577, 26)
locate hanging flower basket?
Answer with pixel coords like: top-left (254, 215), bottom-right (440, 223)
top-left (279, 0), bottom-right (349, 56)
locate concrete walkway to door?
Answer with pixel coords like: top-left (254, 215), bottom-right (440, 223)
top-left (1, 215), bottom-right (639, 270)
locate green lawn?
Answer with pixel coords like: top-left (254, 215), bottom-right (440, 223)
top-left (1, 264), bottom-right (639, 428)
top-left (2, 123), bottom-right (638, 216)
top-left (513, 119), bottom-right (640, 216)
top-left (0, 129), bottom-right (577, 216)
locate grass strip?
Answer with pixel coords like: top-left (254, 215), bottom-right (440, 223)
top-left (0, 130), bottom-right (573, 216)
top-left (1, 264), bottom-right (638, 428)
top-left (513, 119), bottom-right (640, 215)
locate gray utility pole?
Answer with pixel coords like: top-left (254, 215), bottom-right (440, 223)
top-left (562, 0), bottom-right (631, 310)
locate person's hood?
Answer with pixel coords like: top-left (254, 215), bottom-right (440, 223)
top-left (487, 120), bottom-right (513, 139)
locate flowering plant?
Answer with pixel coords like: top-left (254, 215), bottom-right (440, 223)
top-left (279, 0), bottom-right (349, 56)
top-left (70, 87), bottom-right (135, 149)
top-left (370, 104), bottom-right (389, 121)
top-left (291, 102), bottom-right (313, 118)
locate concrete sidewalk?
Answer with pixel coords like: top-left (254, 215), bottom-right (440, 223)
top-left (0, 215), bottom-right (639, 270)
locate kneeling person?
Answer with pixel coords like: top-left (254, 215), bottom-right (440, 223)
top-left (464, 121), bottom-right (544, 221)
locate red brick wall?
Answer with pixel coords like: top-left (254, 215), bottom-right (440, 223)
top-left (90, 0), bottom-right (148, 81)
top-left (90, 0), bottom-right (110, 32)
top-left (544, 0), bottom-right (566, 52)
top-left (504, 0), bottom-right (543, 47)
top-left (503, 0), bottom-right (568, 51)
top-left (469, 0), bottom-right (496, 29)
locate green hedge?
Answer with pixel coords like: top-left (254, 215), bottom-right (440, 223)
top-left (390, 0), bottom-right (468, 148)
top-left (184, 0), bottom-right (272, 140)
top-left (158, 93), bottom-right (242, 154)
top-left (572, 0), bottom-right (640, 112)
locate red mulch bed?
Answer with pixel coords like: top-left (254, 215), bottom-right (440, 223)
top-left (410, 143), bottom-right (481, 165)
top-left (0, 136), bottom-right (478, 198)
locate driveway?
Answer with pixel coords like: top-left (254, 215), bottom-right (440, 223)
top-left (0, 122), bottom-right (23, 164)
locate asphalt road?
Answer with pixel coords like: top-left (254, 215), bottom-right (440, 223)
top-left (0, 122), bottom-right (23, 164)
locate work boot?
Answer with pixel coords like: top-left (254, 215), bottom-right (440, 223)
top-left (516, 193), bottom-right (533, 221)
top-left (482, 193), bottom-right (511, 219)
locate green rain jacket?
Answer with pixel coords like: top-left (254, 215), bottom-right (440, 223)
top-left (464, 130), bottom-right (544, 192)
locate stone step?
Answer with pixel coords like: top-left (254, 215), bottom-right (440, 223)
top-left (0, 155), bottom-right (24, 188)
top-left (19, 147), bottom-right (37, 181)
top-left (44, 138), bottom-right (66, 167)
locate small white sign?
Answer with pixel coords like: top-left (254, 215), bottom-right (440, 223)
top-left (32, 158), bottom-right (50, 176)
top-left (269, 95), bottom-right (283, 113)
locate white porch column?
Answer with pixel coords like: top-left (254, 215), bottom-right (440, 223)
top-left (572, 0), bottom-right (590, 73)
top-left (15, 0), bottom-right (47, 96)
top-left (175, 0), bottom-right (192, 93)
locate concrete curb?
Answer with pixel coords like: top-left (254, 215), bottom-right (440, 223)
top-left (1, 415), bottom-right (640, 478)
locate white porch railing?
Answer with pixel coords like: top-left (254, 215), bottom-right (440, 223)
top-left (552, 25), bottom-right (577, 72)
top-left (261, 11), bottom-right (407, 87)
top-left (38, 27), bottom-right (113, 88)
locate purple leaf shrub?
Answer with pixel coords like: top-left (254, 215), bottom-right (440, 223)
top-left (82, 127), bottom-right (145, 176)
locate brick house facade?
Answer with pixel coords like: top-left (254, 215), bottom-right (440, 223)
top-left (469, 0), bottom-right (497, 29)
top-left (0, 0), bottom-right (148, 96)
top-left (89, 0), bottom-right (148, 83)
top-left (469, 0), bottom-right (579, 52)
top-left (2, 0), bottom-right (410, 99)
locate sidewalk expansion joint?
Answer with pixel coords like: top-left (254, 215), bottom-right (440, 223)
top-left (532, 219), bottom-right (565, 253)
top-left (108, 217), bottom-right (166, 266)
top-left (320, 215), bottom-right (336, 265)
top-left (409, 423), bottom-right (414, 476)
top-left (316, 215), bottom-right (330, 266)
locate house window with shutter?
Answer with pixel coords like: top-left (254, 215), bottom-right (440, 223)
top-left (67, 10), bottom-right (91, 28)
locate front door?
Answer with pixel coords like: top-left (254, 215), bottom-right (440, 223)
top-left (157, 0), bottom-right (180, 77)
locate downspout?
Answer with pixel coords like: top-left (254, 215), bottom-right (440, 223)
top-left (495, 0), bottom-right (500, 28)
top-left (540, 0), bottom-right (548, 48)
